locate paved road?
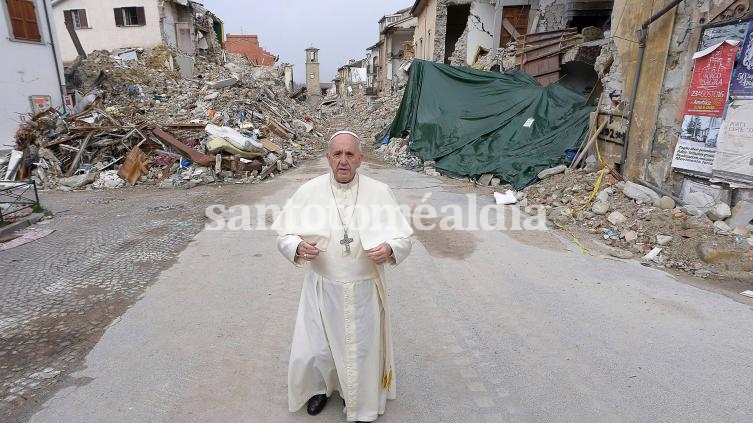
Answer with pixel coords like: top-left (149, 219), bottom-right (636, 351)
top-left (28, 160), bottom-right (753, 422)
top-left (0, 183), bottom-right (253, 422)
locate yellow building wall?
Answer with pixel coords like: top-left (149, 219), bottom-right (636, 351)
top-left (413, 0), bottom-right (438, 61)
top-left (614, 0), bottom-right (677, 181)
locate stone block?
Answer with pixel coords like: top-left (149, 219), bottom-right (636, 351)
top-left (706, 202), bottom-right (731, 221)
top-left (656, 235), bottom-right (672, 245)
top-left (537, 164), bottom-right (567, 179)
top-left (478, 173), bottom-right (494, 186)
top-left (725, 200), bottom-right (753, 229)
top-left (591, 201), bottom-right (609, 215)
top-left (206, 77), bottom-right (239, 89)
top-left (696, 242), bottom-right (741, 264)
top-left (607, 211), bottom-right (627, 225)
top-left (58, 172), bottom-right (97, 188)
top-left (713, 220), bottom-right (731, 235)
top-left (657, 196), bottom-right (675, 210)
top-left (622, 181), bottom-right (660, 204)
top-left (684, 191), bottom-right (715, 209)
top-left (175, 54), bottom-right (195, 79)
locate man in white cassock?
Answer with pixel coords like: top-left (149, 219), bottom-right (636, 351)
top-left (272, 131), bottom-right (413, 422)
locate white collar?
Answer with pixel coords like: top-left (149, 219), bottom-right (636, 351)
top-left (330, 172), bottom-right (359, 190)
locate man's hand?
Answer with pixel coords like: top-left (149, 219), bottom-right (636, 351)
top-left (367, 243), bottom-right (393, 265)
top-left (296, 240), bottom-right (319, 261)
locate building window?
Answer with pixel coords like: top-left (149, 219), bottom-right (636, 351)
top-left (64, 9), bottom-right (89, 29)
top-left (113, 6), bottom-right (146, 27)
top-left (5, 0), bottom-right (41, 42)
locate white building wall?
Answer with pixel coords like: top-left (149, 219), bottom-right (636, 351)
top-left (389, 31), bottom-right (413, 82)
top-left (0, 0), bottom-right (65, 148)
top-left (466, 1), bottom-right (495, 64)
top-left (161, 2), bottom-right (179, 49)
top-left (52, 0), bottom-right (163, 63)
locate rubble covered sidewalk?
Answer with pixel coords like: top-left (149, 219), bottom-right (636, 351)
top-left (389, 59), bottom-right (593, 189)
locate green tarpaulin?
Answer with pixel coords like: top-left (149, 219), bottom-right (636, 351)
top-left (389, 59), bottom-right (594, 189)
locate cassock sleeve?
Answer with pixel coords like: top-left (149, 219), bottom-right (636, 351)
top-left (386, 237), bottom-right (411, 266)
top-left (277, 234), bottom-right (304, 267)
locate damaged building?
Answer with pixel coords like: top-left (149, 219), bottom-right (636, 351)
top-left (50, 0), bottom-right (224, 64)
top-left (333, 58), bottom-right (368, 98)
top-left (365, 8), bottom-right (417, 97)
top-left (225, 34), bottom-right (278, 66)
top-left (570, 0), bottom-right (753, 214)
top-left (0, 0), bottom-right (66, 150)
top-left (411, 0), bottom-right (612, 89)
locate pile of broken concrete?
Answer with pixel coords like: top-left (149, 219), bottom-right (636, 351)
top-left (528, 167), bottom-right (753, 279)
top-left (2, 47), bottom-right (324, 192)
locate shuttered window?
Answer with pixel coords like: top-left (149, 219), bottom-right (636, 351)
top-left (6, 0), bottom-right (41, 42)
top-left (63, 9), bottom-right (88, 29)
top-left (113, 6), bottom-right (146, 27)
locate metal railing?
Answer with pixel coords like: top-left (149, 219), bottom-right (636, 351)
top-left (0, 180), bottom-right (40, 223)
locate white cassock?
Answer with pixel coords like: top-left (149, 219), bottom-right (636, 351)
top-left (273, 172), bottom-right (413, 422)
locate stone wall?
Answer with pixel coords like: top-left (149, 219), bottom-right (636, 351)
top-left (536, 0), bottom-right (569, 31)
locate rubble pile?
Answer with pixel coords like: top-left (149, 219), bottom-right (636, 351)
top-left (376, 136), bottom-right (422, 171)
top-left (318, 87), bottom-right (404, 143)
top-left (2, 47), bottom-right (324, 191)
top-left (521, 167), bottom-right (753, 278)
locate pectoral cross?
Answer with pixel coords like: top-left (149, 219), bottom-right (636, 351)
top-left (340, 231), bottom-right (354, 255)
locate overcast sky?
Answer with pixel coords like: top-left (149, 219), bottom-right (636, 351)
top-left (200, 0), bottom-right (413, 84)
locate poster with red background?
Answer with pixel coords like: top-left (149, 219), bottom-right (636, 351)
top-left (684, 41), bottom-right (739, 117)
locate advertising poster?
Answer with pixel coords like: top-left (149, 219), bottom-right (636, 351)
top-left (712, 99), bottom-right (753, 186)
top-left (730, 21), bottom-right (753, 97)
top-left (673, 40), bottom-right (739, 174)
top-left (29, 95), bottom-right (52, 114)
top-left (684, 40), bottom-right (739, 116)
top-left (671, 115), bottom-right (724, 174)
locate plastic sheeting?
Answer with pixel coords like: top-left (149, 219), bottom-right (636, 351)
top-left (389, 60), bottom-right (594, 188)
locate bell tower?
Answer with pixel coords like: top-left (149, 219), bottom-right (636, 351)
top-left (305, 46), bottom-right (321, 103)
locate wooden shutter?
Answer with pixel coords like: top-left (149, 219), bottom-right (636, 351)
top-left (79, 9), bottom-right (88, 28)
top-left (114, 8), bottom-right (124, 26)
top-left (136, 7), bottom-right (146, 26)
top-left (63, 9), bottom-right (72, 25)
top-left (7, 0), bottom-right (41, 42)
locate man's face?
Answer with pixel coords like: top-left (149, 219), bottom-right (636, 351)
top-left (327, 134), bottom-right (363, 183)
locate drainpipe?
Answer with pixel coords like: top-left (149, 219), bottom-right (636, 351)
top-left (42, 0), bottom-right (67, 109)
top-left (621, 0), bottom-right (685, 167)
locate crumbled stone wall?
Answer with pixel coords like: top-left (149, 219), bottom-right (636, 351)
top-left (449, 22), bottom-right (471, 65)
top-left (594, 39), bottom-right (624, 112)
top-left (537, 0), bottom-right (569, 31)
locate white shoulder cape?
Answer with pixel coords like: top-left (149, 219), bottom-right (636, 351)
top-left (271, 173), bottom-right (414, 249)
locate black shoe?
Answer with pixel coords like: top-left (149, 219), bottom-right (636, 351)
top-left (306, 394), bottom-right (328, 415)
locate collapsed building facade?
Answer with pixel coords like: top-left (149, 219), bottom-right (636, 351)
top-left (51, 0), bottom-right (224, 64)
top-left (404, 0), bottom-right (753, 214)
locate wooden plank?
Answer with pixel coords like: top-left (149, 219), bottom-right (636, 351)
top-left (260, 138), bottom-right (282, 153)
top-left (571, 120), bottom-right (608, 168)
top-left (65, 17), bottom-right (86, 58)
top-left (117, 147), bottom-right (150, 186)
top-left (266, 117), bottom-right (292, 139)
top-left (65, 132), bottom-right (93, 176)
top-left (502, 18), bottom-right (521, 40)
top-left (152, 128), bottom-right (215, 166)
